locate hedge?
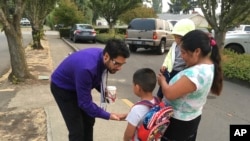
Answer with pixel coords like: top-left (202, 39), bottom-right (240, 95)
top-left (59, 28), bottom-right (70, 38)
top-left (222, 49), bottom-right (250, 84)
top-left (96, 33), bottom-right (125, 43)
top-left (95, 27), bottom-right (126, 35)
top-left (58, 27), bottom-right (127, 38)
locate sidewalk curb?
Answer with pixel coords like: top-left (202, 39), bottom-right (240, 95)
top-left (45, 107), bottom-right (52, 141)
top-left (61, 37), bottom-right (79, 52)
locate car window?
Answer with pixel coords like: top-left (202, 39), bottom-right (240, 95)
top-left (84, 25), bottom-right (93, 29)
top-left (78, 25), bottom-right (93, 29)
top-left (244, 26), bottom-right (250, 31)
top-left (169, 21), bottom-right (177, 26)
top-left (128, 19), bottom-right (155, 30)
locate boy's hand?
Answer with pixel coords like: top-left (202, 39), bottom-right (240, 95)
top-left (117, 113), bottom-right (127, 120)
top-left (160, 66), bottom-right (167, 73)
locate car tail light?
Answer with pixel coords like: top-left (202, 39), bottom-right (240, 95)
top-left (74, 30), bottom-right (81, 34)
top-left (91, 31), bottom-right (96, 35)
top-left (153, 32), bottom-right (157, 40)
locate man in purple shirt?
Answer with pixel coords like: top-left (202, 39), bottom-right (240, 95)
top-left (50, 39), bottom-right (130, 141)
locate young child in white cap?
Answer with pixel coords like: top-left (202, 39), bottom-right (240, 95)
top-left (157, 19), bottom-right (195, 100)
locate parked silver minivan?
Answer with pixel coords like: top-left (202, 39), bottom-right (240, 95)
top-left (125, 18), bottom-right (174, 54)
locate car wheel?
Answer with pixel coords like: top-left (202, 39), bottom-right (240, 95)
top-left (93, 38), bottom-right (96, 43)
top-left (129, 45), bottom-right (137, 52)
top-left (157, 40), bottom-right (166, 55)
top-left (226, 44), bottom-right (244, 54)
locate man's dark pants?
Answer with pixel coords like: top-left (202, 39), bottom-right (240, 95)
top-left (50, 82), bottom-right (95, 141)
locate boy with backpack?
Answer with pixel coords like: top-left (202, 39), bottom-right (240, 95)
top-left (123, 68), bottom-right (173, 141)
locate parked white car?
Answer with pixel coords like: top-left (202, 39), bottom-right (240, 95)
top-left (224, 32), bottom-right (250, 54)
top-left (20, 18), bottom-right (30, 26)
top-left (227, 24), bottom-right (250, 34)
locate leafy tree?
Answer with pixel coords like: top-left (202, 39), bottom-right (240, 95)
top-left (169, 0), bottom-right (184, 13)
top-left (119, 6), bottom-right (157, 24)
top-left (45, 10), bottom-right (56, 30)
top-left (88, 0), bottom-right (142, 33)
top-left (25, 0), bottom-right (57, 49)
top-left (169, 0), bottom-right (198, 14)
top-left (71, 0), bottom-right (92, 24)
top-left (53, 0), bottom-right (84, 27)
top-left (0, 0), bottom-right (32, 83)
top-left (244, 16), bottom-right (250, 24)
top-left (170, 0), bottom-right (250, 48)
top-left (198, 0), bottom-right (250, 48)
top-left (152, 0), bottom-right (162, 13)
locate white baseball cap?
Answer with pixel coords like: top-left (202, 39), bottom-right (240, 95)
top-left (170, 19), bottom-right (195, 36)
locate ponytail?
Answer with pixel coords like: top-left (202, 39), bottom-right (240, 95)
top-left (210, 40), bottom-right (223, 96)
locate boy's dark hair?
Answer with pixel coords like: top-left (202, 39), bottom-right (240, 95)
top-left (103, 39), bottom-right (130, 59)
top-left (181, 30), bottom-right (223, 96)
top-left (133, 68), bottom-right (156, 92)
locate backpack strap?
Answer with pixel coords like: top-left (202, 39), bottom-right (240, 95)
top-left (131, 96), bottom-right (158, 141)
top-left (135, 96), bottom-right (160, 108)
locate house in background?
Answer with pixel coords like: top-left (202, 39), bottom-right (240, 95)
top-left (157, 13), bottom-right (209, 28)
top-left (96, 18), bottom-right (108, 26)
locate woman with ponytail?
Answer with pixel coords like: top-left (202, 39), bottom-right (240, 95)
top-left (158, 30), bottom-right (223, 141)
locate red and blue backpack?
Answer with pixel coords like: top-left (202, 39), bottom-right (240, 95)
top-left (133, 97), bottom-right (173, 141)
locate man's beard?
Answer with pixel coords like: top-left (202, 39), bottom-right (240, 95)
top-left (107, 68), bottom-right (117, 74)
top-left (105, 61), bottom-right (116, 74)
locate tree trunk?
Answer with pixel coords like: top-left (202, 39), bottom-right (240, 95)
top-left (108, 23), bottom-right (115, 35)
top-left (214, 29), bottom-right (226, 49)
top-left (4, 27), bottom-right (33, 83)
top-left (31, 24), bottom-right (43, 49)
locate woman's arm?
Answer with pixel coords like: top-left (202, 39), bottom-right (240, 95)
top-left (158, 73), bottom-right (196, 100)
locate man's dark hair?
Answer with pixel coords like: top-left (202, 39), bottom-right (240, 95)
top-left (103, 39), bottom-right (130, 59)
top-left (133, 68), bottom-right (156, 92)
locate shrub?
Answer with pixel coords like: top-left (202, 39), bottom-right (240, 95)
top-left (96, 33), bottom-right (125, 43)
top-left (53, 0), bottom-right (84, 27)
top-left (222, 49), bottom-right (250, 83)
top-left (95, 27), bottom-right (127, 35)
top-left (115, 28), bottom-right (126, 34)
top-left (95, 28), bottom-right (109, 34)
top-left (59, 28), bottom-right (70, 38)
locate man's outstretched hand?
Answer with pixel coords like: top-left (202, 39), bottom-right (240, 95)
top-left (110, 113), bottom-right (127, 121)
top-left (110, 113), bottom-right (120, 120)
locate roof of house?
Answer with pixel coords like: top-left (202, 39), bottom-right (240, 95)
top-left (157, 13), bottom-right (203, 21)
